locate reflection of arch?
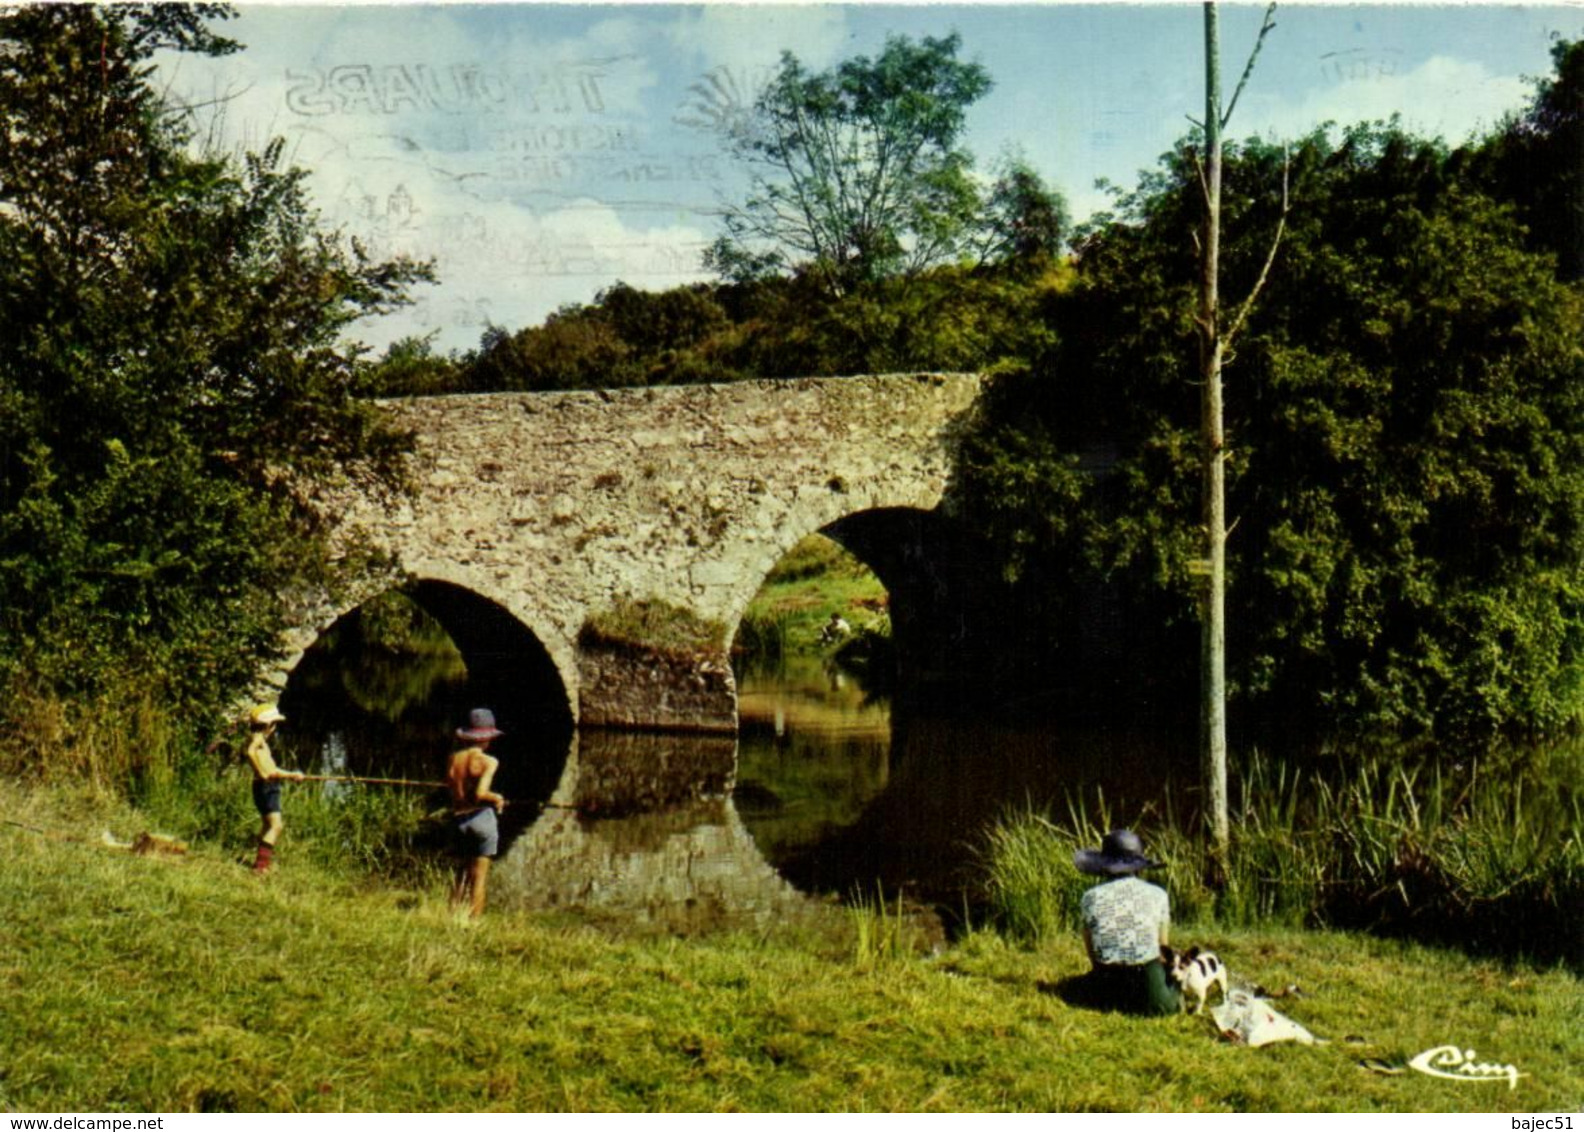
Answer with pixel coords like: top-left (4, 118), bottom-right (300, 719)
top-left (493, 768), bottom-right (822, 933)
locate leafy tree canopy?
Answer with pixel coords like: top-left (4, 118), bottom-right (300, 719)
top-left (1475, 36), bottom-right (1584, 279)
top-left (704, 33), bottom-right (999, 297)
top-left (0, 4), bottom-right (433, 728)
top-left (1000, 120), bottom-right (1584, 741)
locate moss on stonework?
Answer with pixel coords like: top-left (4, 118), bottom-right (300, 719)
top-left (579, 597), bottom-right (726, 660)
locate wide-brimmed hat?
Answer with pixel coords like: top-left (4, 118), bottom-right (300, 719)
top-left (456, 707), bottom-right (503, 742)
top-left (249, 704), bottom-right (286, 727)
top-left (1073, 829), bottom-right (1163, 876)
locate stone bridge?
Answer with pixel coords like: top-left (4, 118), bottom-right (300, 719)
top-left (276, 373), bottom-right (1007, 920)
top-left (285, 371), bottom-right (991, 734)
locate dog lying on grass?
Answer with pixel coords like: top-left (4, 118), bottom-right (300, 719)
top-left (1161, 945), bottom-right (1228, 1013)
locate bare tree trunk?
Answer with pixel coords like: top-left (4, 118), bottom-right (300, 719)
top-left (1200, 0), bottom-right (1231, 868)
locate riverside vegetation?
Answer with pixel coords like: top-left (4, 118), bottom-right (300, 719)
top-left (1, 778), bottom-right (1579, 1113)
top-left (0, 7), bottom-right (1580, 1111)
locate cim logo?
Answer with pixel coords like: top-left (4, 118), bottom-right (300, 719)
top-left (1407, 1045), bottom-right (1525, 1090)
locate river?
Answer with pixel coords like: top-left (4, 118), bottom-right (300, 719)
top-left (277, 616), bottom-right (1193, 917)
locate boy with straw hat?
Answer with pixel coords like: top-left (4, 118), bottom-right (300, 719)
top-left (243, 703), bottom-right (304, 875)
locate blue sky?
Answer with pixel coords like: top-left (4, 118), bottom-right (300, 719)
top-left (160, 3), bottom-right (1583, 353)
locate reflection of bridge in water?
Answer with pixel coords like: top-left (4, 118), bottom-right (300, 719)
top-left (500, 731), bottom-right (811, 933)
top-left (271, 374), bottom-right (1027, 926)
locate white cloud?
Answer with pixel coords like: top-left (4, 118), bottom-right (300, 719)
top-left (159, 6), bottom-right (723, 352)
top-left (664, 6), bottom-right (850, 74)
top-left (1244, 55), bottom-right (1529, 145)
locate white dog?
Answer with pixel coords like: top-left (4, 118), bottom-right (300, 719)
top-left (1161, 945), bottom-right (1229, 1014)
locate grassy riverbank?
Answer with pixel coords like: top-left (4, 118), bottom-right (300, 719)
top-left (734, 533), bottom-right (889, 659)
top-left (1, 785), bottom-right (1578, 1113)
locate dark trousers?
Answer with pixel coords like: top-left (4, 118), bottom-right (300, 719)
top-left (1087, 959), bottom-right (1182, 1016)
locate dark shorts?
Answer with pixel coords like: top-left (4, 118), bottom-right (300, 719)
top-left (455, 807), bottom-right (499, 859)
top-left (1086, 960), bottom-right (1182, 1017)
top-left (252, 778), bottom-right (282, 817)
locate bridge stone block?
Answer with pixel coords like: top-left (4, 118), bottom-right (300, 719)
top-left (576, 643), bottom-right (737, 737)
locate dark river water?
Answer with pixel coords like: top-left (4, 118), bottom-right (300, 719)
top-left (276, 618), bottom-right (1193, 916)
top-left (272, 598), bottom-right (1580, 953)
top-left (734, 655), bottom-right (1192, 909)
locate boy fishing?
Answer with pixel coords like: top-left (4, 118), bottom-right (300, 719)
top-left (243, 703), bottom-right (304, 875)
top-left (447, 708), bottom-right (507, 918)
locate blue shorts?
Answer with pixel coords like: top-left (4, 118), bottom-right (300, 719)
top-left (455, 808), bottom-right (499, 859)
top-left (253, 779), bottom-right (282, 817)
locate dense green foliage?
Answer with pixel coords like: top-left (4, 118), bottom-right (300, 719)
top-left (1478, 36), bottom-right (1584, 280)
top-left (0, 5), bottom-right (429, 741)
top-left (424, 259), bottom-right (1068, 395)
top-left (1020, 120), bottom-right (1584, 741)
top-left (978, 743), bottom-right (1582, 969)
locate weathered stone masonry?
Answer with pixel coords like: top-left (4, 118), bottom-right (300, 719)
top-left (285, 372), bottom-right (987, 746)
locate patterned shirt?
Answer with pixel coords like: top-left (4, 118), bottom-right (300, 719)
top-left (1080, 876), bottom-right (1171, 965)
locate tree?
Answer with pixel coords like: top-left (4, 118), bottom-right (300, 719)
top-left (1478, 37), bottom-right (1584, 280)
top-left (705, 33), bottom-right (993, 298)
top-left (1195, 1), bottom-right (1281, 862)
top-left (976, 155), bottom-right (1070, 271)
top-left (1048, 123), bottom-right (1584, 745)
top-left (0, 4), bottom-right (433, 729)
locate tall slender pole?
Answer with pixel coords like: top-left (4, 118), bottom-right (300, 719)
top-left (1201, 1), bottom-right (1231, 866)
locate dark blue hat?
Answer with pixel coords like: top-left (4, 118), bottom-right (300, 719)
top-left (456, 708), bottom-right (503, 742)
top-left (1073, 829), bottom-right (1163, 876)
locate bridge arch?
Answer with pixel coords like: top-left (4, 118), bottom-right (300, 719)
top-left (273, 576), bottom-right (574, 816)
top-left (720, 500), bottom-right (1003, 711)
top-left (296, 373), bottom-right (989, 805)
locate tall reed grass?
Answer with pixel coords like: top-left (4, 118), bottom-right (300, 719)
top-left (977, 745), bottom-right (1582, 968)
top-left (0, 676), bottom-right (187, 798)
top-left (0, 677), bottom-right (445, 886)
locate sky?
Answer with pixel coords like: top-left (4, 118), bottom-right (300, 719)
top-left (157, 3), bottom-right (1584, 354)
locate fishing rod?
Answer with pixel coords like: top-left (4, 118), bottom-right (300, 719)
top-left (293, 775), bottom-right (580, 811)
top-left (295, 773), bottom-right (446, 789)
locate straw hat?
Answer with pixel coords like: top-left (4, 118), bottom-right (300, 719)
top-left (249, 704), bottom-right (286, 727)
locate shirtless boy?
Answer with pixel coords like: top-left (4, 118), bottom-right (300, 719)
top-left (244, 703), bottom-right (304, 875)
top-left (447, 707), bottom-right (507, 918)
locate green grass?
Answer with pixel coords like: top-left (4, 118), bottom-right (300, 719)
top-left (1, 782), bottom-right (1579, 1113)
top-left (736, 533), bottom-right (890, 659)
top-left (580, 596), bottom-right (727, 659)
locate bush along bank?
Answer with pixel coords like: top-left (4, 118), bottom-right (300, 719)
top-left (979, 745), bottom-right (1583, 970)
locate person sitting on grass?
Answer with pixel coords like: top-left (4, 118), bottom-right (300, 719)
top-left (244, 703), bottom-right (304, 876)
top-left (447, 708), bottom-right (508, 918)
top-left (1074, 828), bottom-right (1181, 1016)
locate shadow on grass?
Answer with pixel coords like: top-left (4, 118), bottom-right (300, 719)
top-left (1039, 974), bottom-right (1115, 1013)
top-left (1038, 973), bottom-right (1183, 1018)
